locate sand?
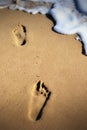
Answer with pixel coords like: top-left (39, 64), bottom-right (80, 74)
top-left (0, 8), bottom-right (87, 130)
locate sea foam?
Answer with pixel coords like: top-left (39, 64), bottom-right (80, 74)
top-left (1, 0), bottom-right (87, 55)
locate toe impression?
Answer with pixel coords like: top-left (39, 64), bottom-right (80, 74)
top-left (29, 80), bottom-right (51, 121)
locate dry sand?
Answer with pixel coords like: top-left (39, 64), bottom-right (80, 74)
top-left (0, 8), bottom-right (87, 130)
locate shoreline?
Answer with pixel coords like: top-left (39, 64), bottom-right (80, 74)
top-left (0, 8), bottom-right (87, 130)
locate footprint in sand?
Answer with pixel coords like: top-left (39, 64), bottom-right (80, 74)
top-left (12, 24), bottom-right (26, 46)
top-left (28, 81), bottom-right (51, 121)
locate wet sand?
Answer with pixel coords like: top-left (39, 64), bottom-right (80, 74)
top-left (0, 8), bottom-right (87, 130)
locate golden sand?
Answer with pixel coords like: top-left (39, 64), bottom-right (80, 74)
top-left (0, 8), bottom-right (87, 130)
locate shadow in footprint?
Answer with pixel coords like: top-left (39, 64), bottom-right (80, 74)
top-left (29, 80), bottom-right (51, 121)
top-left (21, 25), bottom-right (27, 46)
top-left (36, 82), bottom-right (51, 120)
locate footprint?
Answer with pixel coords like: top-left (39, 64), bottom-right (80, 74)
top-left (28, 81), bottom-right (51, 121)
top-left (12, 24), bottom-right (26, 46)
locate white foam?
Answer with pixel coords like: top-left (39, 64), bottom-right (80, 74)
top-left (0, 0), bottom-right (12, 8)
top-left (3, 0), bottom-right (87, 55)
top-left (50, 0), bottom-right (87, 55)
top-left (75, 0), bottom-right (87, 14)
top-left (30, 0), bottom-right (56, 3)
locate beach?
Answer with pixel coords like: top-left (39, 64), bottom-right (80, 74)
top-left (0, 8), bottom-right (87, 130)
